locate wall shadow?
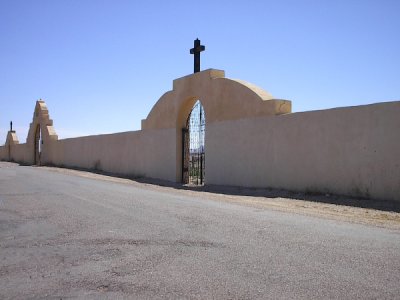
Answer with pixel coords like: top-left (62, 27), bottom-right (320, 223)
top-left (17, 163), bottom-right (400, 213)
top-left (135, 176), bottom-right (400, 213)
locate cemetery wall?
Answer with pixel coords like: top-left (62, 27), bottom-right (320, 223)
top-left (9, 143), bottom-right (29, 164)
top-left (0, 142), bottom-right (30, 164)
top-left (0, 69), bottom-right (398, 203)
top-left (46, 128), bottom-right (176, 181)
top-left (0, 145), bottom-right (6, 160)
top-left (206, 101), bottom-right (400, 201)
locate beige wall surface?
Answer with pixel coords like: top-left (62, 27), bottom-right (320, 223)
top-left (47, 128), bottom-right (176, 182)
top-left (0, 131), bottom-right (30, 164)
top-left (0, 145), bottom-right (6, 160)
top-left (206, 101), bottom-right (400, 201)
top-left (10, 144), bottom-right (29, 164)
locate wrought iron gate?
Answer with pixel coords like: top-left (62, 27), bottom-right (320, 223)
top-left (182, 100), bottom-right (205, 185)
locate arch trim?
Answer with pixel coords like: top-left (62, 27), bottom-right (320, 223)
top-left (141, 69), bottom-right (291, 130)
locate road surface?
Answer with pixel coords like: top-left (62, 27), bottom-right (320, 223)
top-left (1, 162), bottom-right (399, 299)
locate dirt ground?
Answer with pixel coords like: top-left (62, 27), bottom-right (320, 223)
top-left (41, 166), bottom-right (400, 231)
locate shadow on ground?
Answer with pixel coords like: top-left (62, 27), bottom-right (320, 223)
top-left (10, 161), bottom-right (400, 214)
top-left (137, 177), bottom-right (400, 213)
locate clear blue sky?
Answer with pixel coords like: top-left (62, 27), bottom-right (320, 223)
top-left (1, 0), bottom-right (399, 144)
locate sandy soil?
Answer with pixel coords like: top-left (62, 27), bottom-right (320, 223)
top-left (40, 166), bottom-right (400, 231)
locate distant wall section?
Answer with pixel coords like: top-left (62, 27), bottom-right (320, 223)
top-left (47, 128), bottom-right (176, 181)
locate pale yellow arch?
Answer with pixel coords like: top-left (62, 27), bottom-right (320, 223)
top-left (141, 69), bottom-right (292, 182)
top-left (141, 69), bottom-right (291, 130)
top-left (26, 100), bottom-right (58, 164)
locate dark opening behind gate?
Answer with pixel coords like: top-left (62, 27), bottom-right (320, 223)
top-left (34, 125), bottom-right (42, 165)
top-left (182, 100), bottom-right (205, 185)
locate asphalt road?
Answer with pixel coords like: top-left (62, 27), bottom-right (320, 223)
top-left (1, 162), bottom-right (399, 299)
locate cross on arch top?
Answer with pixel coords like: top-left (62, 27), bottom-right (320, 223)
top-left (190, 38), bottom-right (205, 73)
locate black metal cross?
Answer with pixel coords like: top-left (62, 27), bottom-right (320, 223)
top-left (10, 121), bottom-right (12, 132)
top-left (190, 38), bottom-right (205, 73)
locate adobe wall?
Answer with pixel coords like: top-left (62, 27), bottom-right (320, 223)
top-left (10, 143), bottom-right (30, 164)
top-left (47, 128), bottom-right (176, 181)
top-left (0, 145), bottom-right (6, 160)
top-left (0, 131), bottom-right (31, 164)
top-left (206, 101), bottom-right (400, 201)
top-left (0, 69), bottom-right (398, 203)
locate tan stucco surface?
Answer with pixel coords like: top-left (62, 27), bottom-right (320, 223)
top-left (206, 101), bottom-right (400, 201)
top-left (141, 69), bottom-right (291, 130)
top-left (47, 128), bottom-right (176, 181)
top-left (0, 69), bottom-right (398, 202)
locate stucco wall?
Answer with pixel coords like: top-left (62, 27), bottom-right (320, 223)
top-left (10, 144), bottom-right (30, 164)
top-left (206, 101), bottom-right (400, 201)
top-left (0, 143), bottom-right (29, 164)
top-left (0, 70), bottom-right (398, 203)
top-left (0, 145), bottom-right (7, 160)
top-left (46, 128), bottom-right (176, 181)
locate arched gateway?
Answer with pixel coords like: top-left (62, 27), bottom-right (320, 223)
top-left (26, 100), bottom-right (58, 165)
top-left (141, 69), bottom-right (291, 183)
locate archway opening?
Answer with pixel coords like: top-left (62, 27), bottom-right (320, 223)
top-left (182, 100), bottom-right (205, 185)
top-left (34, 124), bottom-right (42, 165)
